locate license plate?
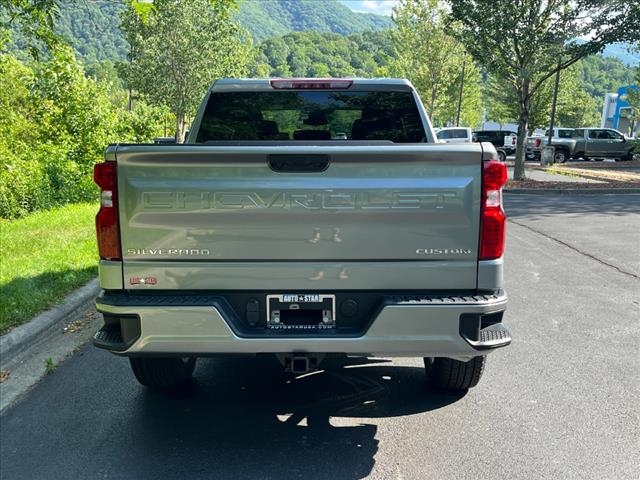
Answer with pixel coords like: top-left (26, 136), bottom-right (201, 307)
top-left (266, 294), bottom-right (336, 331)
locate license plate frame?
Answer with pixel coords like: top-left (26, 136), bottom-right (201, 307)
top-left (266, 294), bottom-right (336, 331)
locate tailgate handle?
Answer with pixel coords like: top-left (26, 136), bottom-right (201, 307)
top-left (268, 154), bottom-right (329, 173)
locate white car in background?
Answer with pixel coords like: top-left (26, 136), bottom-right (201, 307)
top-left (435, 127), bottom-right (473, 143)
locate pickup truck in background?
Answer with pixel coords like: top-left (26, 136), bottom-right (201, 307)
top-left (527, 127), bottom-right (639, 162)
top-left (526, 128), bottom-right (576, 162)
top-left (435, 127), bottom-right (473, 144)
top-left (93, 78), bottom-right (511, 392)
top-left (472, 130), bottom-right (518, 162)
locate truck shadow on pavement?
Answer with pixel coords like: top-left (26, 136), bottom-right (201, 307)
top-left (133, 356), bottom-right (465, 480)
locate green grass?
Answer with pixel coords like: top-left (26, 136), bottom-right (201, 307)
top-left (0, 203), bottom-right (99, 334)
top-left (44, 357), bottom-right (56, 375)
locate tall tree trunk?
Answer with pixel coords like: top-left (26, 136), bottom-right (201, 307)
top-left (514, 85), bottom-right (530, 180)
top-left (176, 111), bottom-right (186, 143)
top-left (429, 89), bottom-right (437, 120)
top-left (514, 107), bottom-right (528, 180)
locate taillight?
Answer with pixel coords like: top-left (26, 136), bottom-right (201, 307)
top-left (270, 78), bottom-right (353, 89)
top-left (480, 160), bottom-right (507, 260)
top-left (93, 161), bottom-right (121, 260)
top-left (534, 138), bottom-right (541, 148)
top-left (512, 136), bottom-right (516, 145)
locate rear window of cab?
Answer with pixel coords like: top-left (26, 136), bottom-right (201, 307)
top-left (196, 91), bottom-right (426, 143)
top-left (437, 129), bottom-right (469, 139)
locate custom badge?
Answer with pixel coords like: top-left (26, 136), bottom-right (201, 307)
top-left (129, 276), bottom-right (157, 286)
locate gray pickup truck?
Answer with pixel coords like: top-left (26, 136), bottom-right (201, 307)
top-left (93, 78), bottom-right (511, 391)
top-left (527, 127), bottom-right (639, 162)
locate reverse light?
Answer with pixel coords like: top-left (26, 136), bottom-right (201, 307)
top-left (93, 161), bottom-right (121, 260)
top-left (270, 78), bottom-right (353, 90)
top-left (480, 160), bottom-right (507, 260)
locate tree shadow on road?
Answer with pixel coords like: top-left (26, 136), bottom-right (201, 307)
top-left (130, 356), bottom-right (465, 480)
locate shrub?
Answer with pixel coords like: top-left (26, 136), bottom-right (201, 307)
top-left (0, 47), bottom-right (166, 219)
top-left (117, 101), bottom-right (172, 143)
top-left (0, 148), bottom-right (52, 218)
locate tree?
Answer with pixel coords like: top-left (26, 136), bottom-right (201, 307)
top-left (388, 0), bottom-right (482, 127)
top-left (554, 70), bottom-right (600, 129)
top-left (450, 0), bottom-right (640, 179)
top-left (438, 59), bottom-right (483, 128)
top-left (485, 64), bottom-right (599, 131)
top-left (0, 0), bottom-right (60, 57)
top-left (119, 0), bottom-right (252, 142)
top-left (0, 42), bottom-right (168, 218)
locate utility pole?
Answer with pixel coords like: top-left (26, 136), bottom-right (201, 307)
top-left (455, 59), bottom-right (466, 127)
top-left (547, 61), bottom-right (562, 149)
top-left (127, 44), bottom-right (134, 112)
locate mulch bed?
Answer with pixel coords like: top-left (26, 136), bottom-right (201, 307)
top-left (542, 165), bottom-right (640, 183)
top-left (558, 160), bottom-right (640, 170)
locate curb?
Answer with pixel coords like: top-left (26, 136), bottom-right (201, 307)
top-left (505, 188), bottom-right (640, 195)
top-left (0, 279), bottom-right (100, 361)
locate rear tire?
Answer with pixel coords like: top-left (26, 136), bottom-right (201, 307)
top-left (425, 356), bottom-right (486, 390)
top-left (554, 149), bottom-right (568, 163)
top-left (129, 357), bottom-right (196, 388)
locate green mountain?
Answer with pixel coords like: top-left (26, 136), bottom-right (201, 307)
top-left (10, 0), bottom-right (393, 63)
top-left (236, 0), bottom-right (392, 42)
top-left (53, 1), bottom-right (127, 63)
top-left (579, 55), bottom-right (637, 99)
top-left (251, 30), bottom-right (393, 77)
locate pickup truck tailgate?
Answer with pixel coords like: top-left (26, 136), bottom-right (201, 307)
top-left (115, 144), bottom-right (483, 289)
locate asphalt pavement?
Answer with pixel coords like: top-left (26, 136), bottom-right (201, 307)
top-left (1, 194), bottom-right (639, 480)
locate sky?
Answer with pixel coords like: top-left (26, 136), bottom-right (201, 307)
top-left (338, 1), bottom-right (638, 66)
top-left (339, 0), bottom-right (400, 16)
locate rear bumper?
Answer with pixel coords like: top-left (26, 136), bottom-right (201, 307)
top-left (526, 147), bottom-right (541, 159)
top-left (95, 291), bottom-right (510, 359)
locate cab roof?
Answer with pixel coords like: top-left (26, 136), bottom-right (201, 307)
top-left (210, 78), bottom-right (415, 92)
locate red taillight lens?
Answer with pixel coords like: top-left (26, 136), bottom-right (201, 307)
top-left (512, 136), bottom-right (516, 145)
top-left (534, 138), bottom-right (541, 148)
top-left (483, 160), bottom-right (508, 190)
top-left (270, 78), bottom-right (353, 89)
top-left (480, 160), bottom-right (507, 260)
top-left (93, 162), bottom-right (121, 260)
